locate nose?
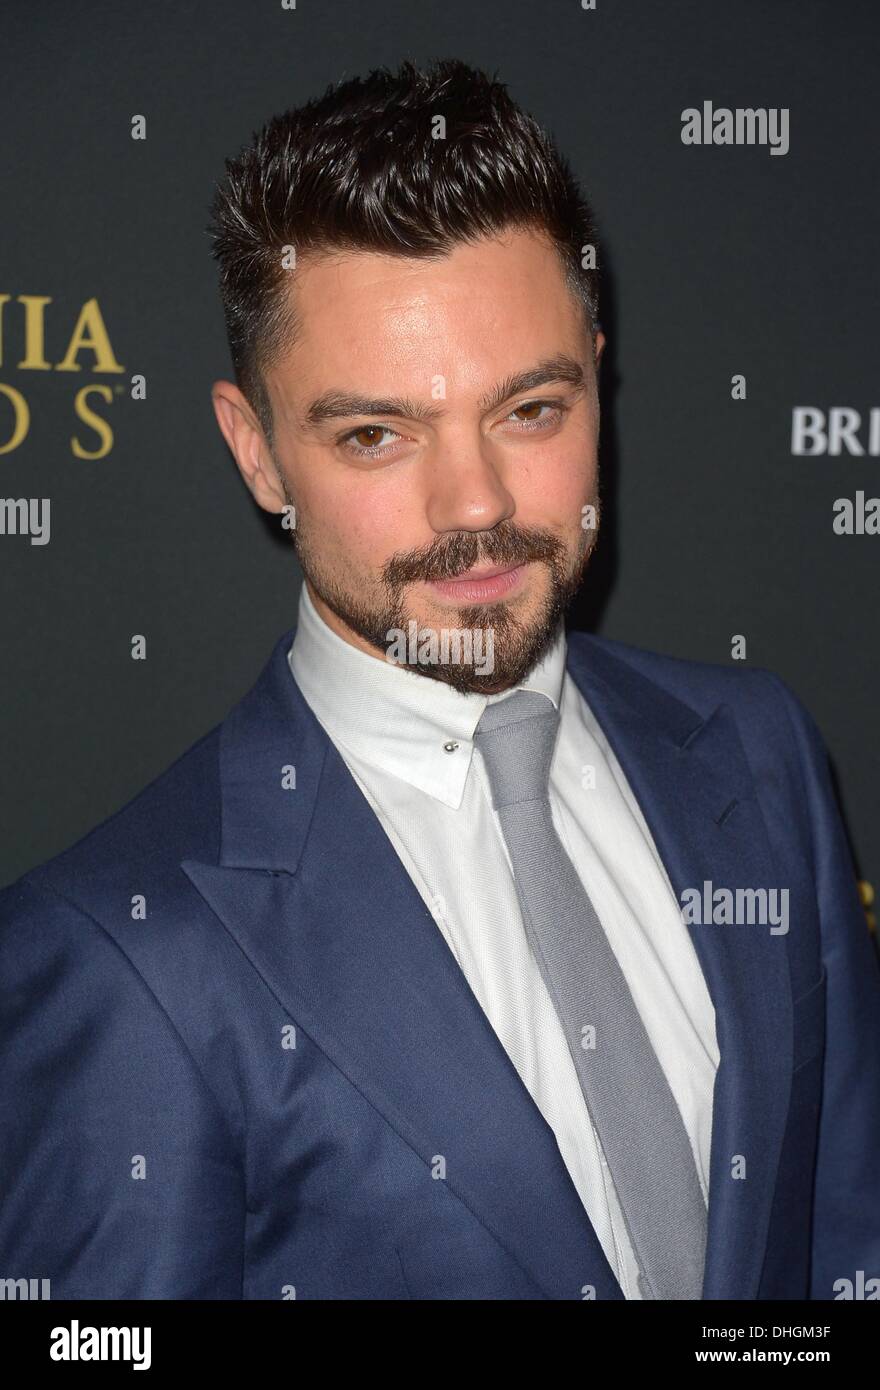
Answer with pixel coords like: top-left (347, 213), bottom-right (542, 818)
top-left (423, 436), bottom-right (516, 536)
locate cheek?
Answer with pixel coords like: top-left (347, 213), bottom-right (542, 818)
top-left (298, 456), bottom-right (418, 566)
top-left (516, 439), bottom-right (596, 533)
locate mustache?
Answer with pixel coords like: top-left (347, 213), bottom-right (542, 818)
top-left (382, 522), bottom-right (567, 588)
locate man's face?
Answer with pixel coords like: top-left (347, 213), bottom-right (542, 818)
top-left (216, 227), bottom-right (604, 694)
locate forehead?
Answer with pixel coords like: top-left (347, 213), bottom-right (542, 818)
top-left (269, 227), bottom-right (587, 401)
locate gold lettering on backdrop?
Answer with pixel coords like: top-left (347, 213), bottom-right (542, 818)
top-left (15, 296), bottom-right (53, 369)
top-left (55, 299), bottom-right (124, 374)
top-left (0, 294), bottom-right (125, 455)
top-left (73, 385), bottom-right (115, 459)
top-left (0, 383), bottom-right (30, 454)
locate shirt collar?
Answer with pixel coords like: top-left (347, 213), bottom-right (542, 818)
top-left (288, 581), bottom-right (566, 808)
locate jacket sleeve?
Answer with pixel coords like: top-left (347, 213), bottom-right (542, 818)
top-left (0, 876), bottom-right (245, 1298)
top-left (761, 671), bottom-right (880, 1299)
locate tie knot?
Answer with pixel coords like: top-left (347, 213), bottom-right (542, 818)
top-left (473, 688), bottom-right (560, 808)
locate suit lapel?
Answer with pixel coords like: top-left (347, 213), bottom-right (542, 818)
top-left (183, 626), bottom-right (623, 1302)
top-left (565, 637), bottom-right (794, 1299)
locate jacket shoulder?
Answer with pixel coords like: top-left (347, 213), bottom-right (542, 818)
top-left (568, 627), bottom-right (810, 726)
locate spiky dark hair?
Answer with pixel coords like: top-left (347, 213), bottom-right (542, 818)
top-left (208, 57), bottom-right (601, 443)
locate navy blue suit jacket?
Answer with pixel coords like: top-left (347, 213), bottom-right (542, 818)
top-left (2, 626), bottom-right (879, 1299)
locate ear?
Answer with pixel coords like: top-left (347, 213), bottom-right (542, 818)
top-left (211, 381), bottom-right (286, 513)
top-left (593, 330), bottom-right (606, 371)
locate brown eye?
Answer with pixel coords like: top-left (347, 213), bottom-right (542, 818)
top-left (352, 426), bottom-right (386, 448)
top-left (339, 423), bottom-right (403, 457)
top-left (514, 401), bottom-right (545, 421)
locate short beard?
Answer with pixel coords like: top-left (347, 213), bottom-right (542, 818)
top-left (287, 506), bottom-right (600, 696)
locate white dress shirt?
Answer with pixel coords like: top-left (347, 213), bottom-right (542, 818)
top-left (288, 582), bottom-right (719, 1298)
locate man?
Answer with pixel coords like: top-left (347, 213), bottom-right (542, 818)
top-left (1, 59), bottom-right (878, 1301)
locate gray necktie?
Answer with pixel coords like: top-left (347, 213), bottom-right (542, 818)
top-left (474, 688), bottom-right (707, 1300)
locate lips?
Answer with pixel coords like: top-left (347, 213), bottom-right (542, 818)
top-left (426, 562), bottom-right (529, 602)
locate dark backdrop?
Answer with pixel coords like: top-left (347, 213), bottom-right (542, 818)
top-left (2, 0), bottom-right (877, 913)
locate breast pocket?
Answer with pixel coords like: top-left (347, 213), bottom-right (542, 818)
top-left (791, 967), bottom-right (827, 1073)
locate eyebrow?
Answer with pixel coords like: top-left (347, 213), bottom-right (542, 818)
top-left (302, 353), bottom-right (587, 429)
